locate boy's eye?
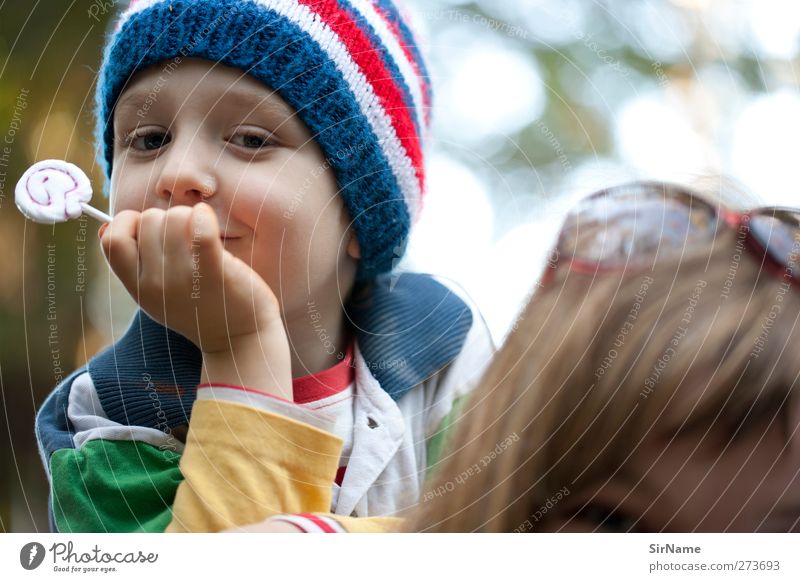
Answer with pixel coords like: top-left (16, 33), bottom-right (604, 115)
top-left (229, 130), bottom-right (274, 150)
top-left (130, 131), bottom-right (171, 151)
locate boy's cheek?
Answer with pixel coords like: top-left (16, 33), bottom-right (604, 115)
top-left (109, 171), bottom-right (137, 213)
top-left (109, 182), bottom-right (151, 214)
top-left (111, 162), bottom-right (158, 208)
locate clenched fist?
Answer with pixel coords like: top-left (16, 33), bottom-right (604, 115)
top-left (99, 202), bottom-right (292, 398)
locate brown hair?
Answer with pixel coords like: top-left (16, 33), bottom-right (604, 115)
top-left (412, 226), bottom-right (800, 532)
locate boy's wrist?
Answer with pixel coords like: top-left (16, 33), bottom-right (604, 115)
top-left (194, 384), bottom-right (338, 435)
top-left (200, 328), bottom-right (293, 401)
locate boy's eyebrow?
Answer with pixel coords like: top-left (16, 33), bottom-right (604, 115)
top-left (115, 86), bottom-right (297, 121)
top-left (223, 88), bottom-right (297, 121)
top-left (115, 88), bottom-right (151, 110)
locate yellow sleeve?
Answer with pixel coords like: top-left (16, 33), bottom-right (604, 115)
top-left (166, 399), bottom-right (343, 532)
top-left (328, 516), bottom-right (405, 533)
top-left (166, 399), bottom-right (403, 533)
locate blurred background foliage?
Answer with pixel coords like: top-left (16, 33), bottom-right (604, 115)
top-left (1, 0), bottom-right (799, 531)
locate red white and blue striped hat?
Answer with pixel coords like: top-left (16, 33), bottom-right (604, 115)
top-left (96, 0), bottom-right (432, 279)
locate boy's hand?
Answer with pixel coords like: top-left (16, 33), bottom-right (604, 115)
top-left (99, 203), bottom-right (292, 398)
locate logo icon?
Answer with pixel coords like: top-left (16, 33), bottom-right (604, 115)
top-left (20, 542), bottom-right (46, 570)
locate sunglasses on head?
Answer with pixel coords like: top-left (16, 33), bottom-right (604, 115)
top-left (541, 182), bottom-right (800, 285)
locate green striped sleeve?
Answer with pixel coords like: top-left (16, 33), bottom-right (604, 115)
top-left (49, 439), bottom-right (183, 533)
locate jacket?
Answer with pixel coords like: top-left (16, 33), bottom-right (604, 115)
top-left (35, 272), bottom-right (494, 532)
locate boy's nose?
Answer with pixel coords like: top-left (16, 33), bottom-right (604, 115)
top-left (155, 154), bottom-right (217, 204)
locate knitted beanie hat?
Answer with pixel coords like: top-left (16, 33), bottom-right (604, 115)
top-left (96, 0), bottom-right (432, 280)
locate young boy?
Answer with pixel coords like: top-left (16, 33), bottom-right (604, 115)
top-left (35, 0), bottom-right (492, 532)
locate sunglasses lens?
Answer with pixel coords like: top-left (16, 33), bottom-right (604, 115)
top-left (560, 184), bottom-right (717, 264)
top-left (749, 211), bottom-right (800, 278)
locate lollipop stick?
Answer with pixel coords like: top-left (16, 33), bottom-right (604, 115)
top-left (80, 203), bottom-right (112, 223)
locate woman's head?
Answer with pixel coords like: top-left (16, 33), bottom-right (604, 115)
top-left (415, 184), bottom-right (800, 532)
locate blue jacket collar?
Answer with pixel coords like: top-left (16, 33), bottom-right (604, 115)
top-left (88, 273), bottom-right (473, 429)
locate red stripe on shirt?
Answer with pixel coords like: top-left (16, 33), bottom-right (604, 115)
top-left (199, 342), bottom-right (354, 406)
top-left (293, 342), bottom-right (355, 404)
top-left (297, 513), bottom-right (338, 533)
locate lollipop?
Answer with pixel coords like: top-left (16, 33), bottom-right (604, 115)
top-left (15, 160), bottom-right (111, 224)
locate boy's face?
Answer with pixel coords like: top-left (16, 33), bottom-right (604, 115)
top-left (111, 58), bottom-right (359, 318)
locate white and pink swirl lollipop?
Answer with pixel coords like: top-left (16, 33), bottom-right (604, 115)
top-left (15, 160), bottom-right (111, 224)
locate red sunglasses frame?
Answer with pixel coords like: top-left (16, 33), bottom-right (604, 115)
top-left (539, 182), bottom-right (800, 288)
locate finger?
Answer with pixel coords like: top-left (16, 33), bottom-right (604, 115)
top-left (190, 203), bottom-right (224, 279)
top-left (163, 205), bottom-right (195, 277)
top-left (100, 210), bottom-right (141, 294)
top-left (137, 207), bottom-right (167, 287)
